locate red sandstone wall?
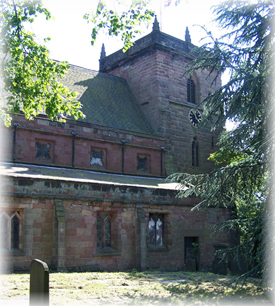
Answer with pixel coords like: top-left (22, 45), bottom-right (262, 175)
top-left (2, 114), bottom-right (165, 176)
top-left (2, 196), bottom-right (228, 272)
top-left (1, 197), bottom-right (55, 271)
top-left (108, 50), bottom-right (223, 175)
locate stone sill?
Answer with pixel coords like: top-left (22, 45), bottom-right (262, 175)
top-left (93, 248), bottom-right (121, 257)
top-left (1, 248), bottom-right (24, 256)
top-left (148, 245), bottom-right (169, 252)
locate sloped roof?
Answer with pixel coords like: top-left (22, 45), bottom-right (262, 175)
top-left (1, 163), bottom-right (179, 190)
top-left (62, 65), bottom-right (152, 134)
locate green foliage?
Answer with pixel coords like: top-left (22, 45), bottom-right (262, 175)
top-left (169, 0), bottom-right (274, 282)
top-left (208, 130), bottom-right (256, 165)
top-left (0, 0), bottom-right (85, 126)
top-left (84, 0), bottom-right (155, 52)
top-left (191, 242), bottom-right (199, 257)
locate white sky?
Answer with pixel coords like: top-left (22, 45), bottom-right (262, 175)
top-left (31, 0), bottom-right (237, 130)
top-left (32, 0), bottom-right (223, 71)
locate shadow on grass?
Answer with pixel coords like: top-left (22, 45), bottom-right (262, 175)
top-left (161, 278), bottom-right (272, 305)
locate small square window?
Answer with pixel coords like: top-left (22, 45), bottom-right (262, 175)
top-left (91, 148), bottom-right (106, 168)
top-left (35, 140), bottom-right (54, 163)
top-left (137, 154), bottom-right (150, 173)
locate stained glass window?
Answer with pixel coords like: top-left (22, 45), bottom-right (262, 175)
top-left (97, 213), bottom-right (112, 248)
top-left (0, 211), bottom-right (22, 250)
top-left (35, 142), bottom-right (51, 160)
top-left (148, 214), bottom-right (164, 246)
top-left (97, 217), bottom-right (103, 248)
top-left (11, 214), bottom-right (20, 249)
top-left (187, 77), bottom-right (196, 104)
top-left (137, 156), bottom-right (147, 171)
top-left (192, 137), bottom-right (199, 167)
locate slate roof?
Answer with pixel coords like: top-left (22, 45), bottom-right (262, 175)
top-left (62, 65), bottom-right (152, 134)
top-left (1, 163), bottom-right (179, 190)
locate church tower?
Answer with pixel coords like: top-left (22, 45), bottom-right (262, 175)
top-left (100, 17), bottom-right (222, 175)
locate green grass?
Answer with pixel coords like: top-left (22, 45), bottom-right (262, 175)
top-left (0, 271), bottom-right (273, 305)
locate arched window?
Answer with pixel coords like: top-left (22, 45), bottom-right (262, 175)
top-left (97, 213), bottom-right (112, 248)
top-left (0, 211), bottom-right (22, 250)
top-left (192, 137), bottom-right (199, 167)
top-left (148, 213), bottom-right (164, 246)
top-left (187, 76), bottom-right (196, 104)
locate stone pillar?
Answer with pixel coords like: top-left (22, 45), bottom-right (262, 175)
top-left (25, 207), bottom-right (34, 257)
top-left (136, 205), bottom-right (147, 270)
top-left (54, 200), bottom-right (67, 271)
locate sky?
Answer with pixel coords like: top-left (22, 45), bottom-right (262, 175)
top-left (31, 0), bottom-right (223, 72)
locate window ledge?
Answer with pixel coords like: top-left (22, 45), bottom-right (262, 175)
top-left (1, 249), bottom-right (24, 256)
top-left (148, 245), bottom-right (169, 252)
top-left (94, 247), bottom-right (121, 257)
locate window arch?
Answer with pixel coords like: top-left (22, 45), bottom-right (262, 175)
top-left (0, 210), bottom-right (22, 250)
top-left (97, 213), bottom-right (112, 249)
top-left (187, 76), bottom-right (196, 104)
top-left (192, 137), bottom-right (199, 167)
top-left (148, 213), bottom-right (164, 246)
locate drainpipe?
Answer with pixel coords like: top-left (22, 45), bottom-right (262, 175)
top-left (71, 131), bottom-right (78, 168)
top-left (121, 140), bottom-right (127, 174)
top-left (160, 146), bottom-right (166, 177)
top-left (12, 123), bottom-right (20, 162)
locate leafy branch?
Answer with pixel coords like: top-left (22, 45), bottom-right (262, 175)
top-left (0, 0), bottom-right (85, 126)
top-left (84, 1), bottom-right (155, 52)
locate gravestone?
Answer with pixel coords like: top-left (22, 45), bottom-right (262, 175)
top-left (212, 257), bottom-right (228, 275)
top-left (212, 244), bottom-right (229, 275)
top-left (229, 254), bottom-right (247, 275)
top-left (29, 259), bottom-right (49, 306)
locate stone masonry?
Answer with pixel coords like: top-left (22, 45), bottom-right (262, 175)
top-left (1, 166), bottom-right (229, 272)
top-left (1, 20), bottom-right (231, 273)
top-left (100, 26), bottom-right (222, 175)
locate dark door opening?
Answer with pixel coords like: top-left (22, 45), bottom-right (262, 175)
top-left (184, 237), bottom-right (199, 271)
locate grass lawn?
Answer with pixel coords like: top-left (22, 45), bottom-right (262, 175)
top-left (0, 270), bottom-right (273, 306)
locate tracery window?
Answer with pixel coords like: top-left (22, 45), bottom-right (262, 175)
top-left (0, 210), bottom-right (22, 250)
top-left (137, 156), bottom-right (147, 171)
top-left (192, 136), bottom-right (199, 167)
top-left (35, 142), bottom-right (51, 160)
top-left (91, 150), bottom-right (104, 167)
top-left (148, 214), bottom-right (164, 246)
top-left (97, 213), bottom-right (112, 249)
top-left (187, 76), bottom-right (196, 104)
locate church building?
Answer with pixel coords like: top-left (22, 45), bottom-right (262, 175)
top-left (1, 18), bottom-right (229, 272)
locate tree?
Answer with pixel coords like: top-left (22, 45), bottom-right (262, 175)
top-left (0, 0), bottom-right (156, 127)
top-left (169, 0), bottom-right (274, 282)
top-left (0, 0), bottom-right (85, 127)
top-left (84, 0), bottom-right (155, 52)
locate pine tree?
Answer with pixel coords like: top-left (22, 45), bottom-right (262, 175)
top-left (169, 0), bottom-right (274, 282)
